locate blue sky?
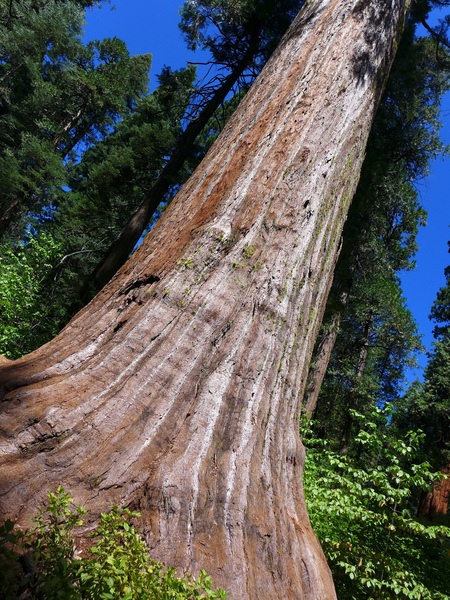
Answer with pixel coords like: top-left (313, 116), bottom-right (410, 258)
top-left (84, 0), bottom-right (450, 381)
top-left (84, 0), bottom-right (197, 82)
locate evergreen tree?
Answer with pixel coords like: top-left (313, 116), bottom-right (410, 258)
top-left (0, 0), bottom-right (150, 238)
top-left (0, 66), bottom-right (198, 357)
top-left (430, 242), bottom-right (450, 339)
top-left (396, 242), bottom-right (450, 499)
top-left (179, 0), bottom-right (300, 81)
top-left (304, 28), bottom-right (449, 449)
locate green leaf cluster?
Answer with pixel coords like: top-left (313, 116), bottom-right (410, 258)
top-left (0, 487), bottom-right (228, 600)
top-left (0, 232), bottom-right (64, 358)
top-left (303, 409), bottom-right (450, 599)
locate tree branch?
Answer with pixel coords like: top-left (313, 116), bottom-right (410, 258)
top-left (421, 17), bottom-right (450, 51)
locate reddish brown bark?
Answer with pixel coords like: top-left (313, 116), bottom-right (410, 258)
top-left (84, 51), bottom-right (254, 297)
top-left (0, 1), bottom-right (410, 598)
top-left (418, 465), bottom-right (450, 518)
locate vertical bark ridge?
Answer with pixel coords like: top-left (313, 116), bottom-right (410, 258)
top-left (1, 1), bottom-right (410, 598)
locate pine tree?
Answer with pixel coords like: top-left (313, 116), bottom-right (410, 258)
top-left (0, 0), bottom-right (150, 238)
top-left (396, 242), bottom-right (450, 516)
top-left (303, 27), bottom-right (449, 448)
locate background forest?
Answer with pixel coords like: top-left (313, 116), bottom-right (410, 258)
top-left (0, 0), bottom-right (449, 598)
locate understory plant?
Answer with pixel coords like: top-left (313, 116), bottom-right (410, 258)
top-left (0, 487), bottom-right (228, 599)
top-left (0, 232), bottom-right (64, 358)
top-left (303, 409), bottom-right (450, 599)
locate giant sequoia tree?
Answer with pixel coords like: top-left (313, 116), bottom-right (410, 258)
top-left (0, 1), bottom-right (411, 598)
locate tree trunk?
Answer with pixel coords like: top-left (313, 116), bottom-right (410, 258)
top-left (0, 197), bottom-right (22, 238)
top-left (83, 50), bottom-right (255, 299)
top-left (0, 1), bottom-right (410, 598)
top-left (303, 289), bottom-right (347, 418)
top-left (338, 315), bottom-right (373, 455)
top-left (418, 465), bottom-right (450, 518)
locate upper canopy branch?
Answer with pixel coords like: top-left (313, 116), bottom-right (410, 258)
top-left (420, 16), bottom-right (450, 50)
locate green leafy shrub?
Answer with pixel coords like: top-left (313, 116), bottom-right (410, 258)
top-left (303, 409), bottom-right (450, 599)
top-left (0, 232), bottom-right (64, 358)
top-left (0, 487), bottom-right (228, 599)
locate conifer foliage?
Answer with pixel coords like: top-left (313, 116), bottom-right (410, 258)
top-left (0, 0), bottom-right (151, 238)
top-left (395, 243), bottom-right (450, 516)
top-left (306, 26), bottom-right (450, 448)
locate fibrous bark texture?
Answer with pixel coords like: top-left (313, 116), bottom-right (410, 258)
top-left (418, 465), bottom-right (450, 517)
top-left (86, 51), bottom-right (253, 297)
top-left (0, 1), bottom-right (410, 598)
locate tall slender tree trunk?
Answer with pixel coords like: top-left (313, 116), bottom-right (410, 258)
top-left (0, 197), bottom-right (21, 237)
top-left (0, 1), bottom-right (410, 598)
top-left (303, 289), bottom-right (347, 418)
top-left (338, 315), bottom-right (373, 454)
